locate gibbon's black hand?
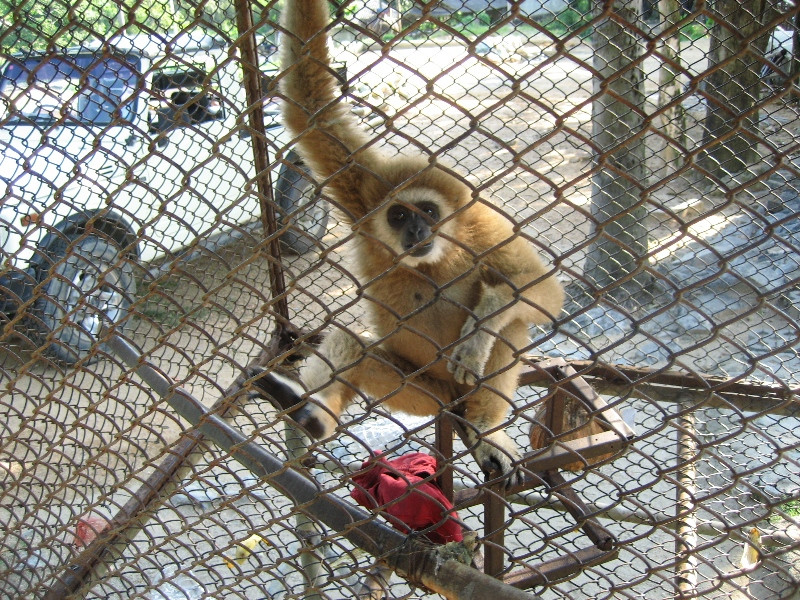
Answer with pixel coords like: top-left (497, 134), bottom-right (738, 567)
top-left (247, 367), bottom-right (301, 410)
top-left (290, 404), bottom-right (328, 439)
top-left (247, 368), bottom-right (326, 438)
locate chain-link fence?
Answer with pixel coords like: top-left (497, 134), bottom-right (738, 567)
top-left (1, 0), bottom-right (799, 598)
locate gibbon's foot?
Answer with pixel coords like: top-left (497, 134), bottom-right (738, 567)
top-left (247, 368), bottom-right (334, 439)
top-left (472, 431), bottom-right (524, 489)
top-left (448, 350), bottom-right (483, 386)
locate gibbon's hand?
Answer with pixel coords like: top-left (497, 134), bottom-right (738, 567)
top-left (247, 368), bottom-right (335, 439)
top-left (292, 402), bottom-right (336, 440)
top-left (448, 317), bottom-right (493, 385)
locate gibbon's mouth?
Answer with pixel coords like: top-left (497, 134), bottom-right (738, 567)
top-left (408, 242), bottom-right (434, 257)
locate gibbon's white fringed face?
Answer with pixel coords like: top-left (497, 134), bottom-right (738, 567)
top-left (375, 188), bottom-right (455, 267)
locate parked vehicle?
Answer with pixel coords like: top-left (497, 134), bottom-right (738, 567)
top-left (0, 32), bottom-right (327, 363)
top-left (761, 26), bottom-right (795, 82)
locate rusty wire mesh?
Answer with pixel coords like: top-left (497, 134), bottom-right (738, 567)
top-left (1, 0), bottom-right (799, 598)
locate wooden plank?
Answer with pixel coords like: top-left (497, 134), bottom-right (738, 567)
top-left (504, 546), bottom-right (618, 589)
top-left (452, 431), bottom-right (624, 510)
top-left (435, 416), bottom-right (454, 501)
top-left (483, 488), bottom-right (507, 577)
top-left (523, 430), bottom-right (627, 474)
top-left (520, 358), bottom-right (799, 403)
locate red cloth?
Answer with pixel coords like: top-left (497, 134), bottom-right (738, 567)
top-left (350, 452), bottom-right (463, 544)
top-left (72, 513), bottom-right (111, 547)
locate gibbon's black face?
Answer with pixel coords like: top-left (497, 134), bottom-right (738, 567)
top-left (386, 201), bottom-right (440, 257)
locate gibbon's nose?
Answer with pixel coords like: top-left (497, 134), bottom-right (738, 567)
top-left (404, 233), bottom-right (432, 253)
top-left (405, 229), bottom-right (434, 257)
top-left (403, 215), bottom-right (430, 250)
top-left (410, 214), bottom-right (425, 233)
top-left (407, 224), bottom-right (424, 241)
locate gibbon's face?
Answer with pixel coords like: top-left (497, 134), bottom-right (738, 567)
top-left (387, 200), bottom-right (439, 256)
top-left (377, 188), bottom-right (454, 266)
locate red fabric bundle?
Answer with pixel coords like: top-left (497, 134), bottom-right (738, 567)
top-left (350, 452), bottom-right (463, 544)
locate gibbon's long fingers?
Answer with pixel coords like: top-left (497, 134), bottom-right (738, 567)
top-left (448, 326), bottom-right (493, 385)
top-left (481, 455), bottom-right (523, 489)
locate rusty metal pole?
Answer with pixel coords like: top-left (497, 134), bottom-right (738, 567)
top-left (657, 0), bottom-right (686, 176)
top-left (793, 7), bottom-right (800, 102)
top-left (45, 6), bottom-right (300, 577)
top-left (520, 358), bottom-right (799, 408)
top-left (43, 334), bottom-right (282, 600)
top-left (233, 0), bottom-right (293, 344)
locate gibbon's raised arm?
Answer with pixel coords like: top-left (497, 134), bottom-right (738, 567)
top-left (280, 0), bottom-right (384, 218)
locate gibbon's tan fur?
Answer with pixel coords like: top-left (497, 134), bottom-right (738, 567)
top-left (271, 0), bottom-right (564, 483)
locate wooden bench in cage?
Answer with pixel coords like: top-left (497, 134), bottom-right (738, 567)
top-left (438, 356), bottom-right (635, 588)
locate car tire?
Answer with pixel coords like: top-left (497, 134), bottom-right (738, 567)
top-left (275, 158), bottom-right (329, 254)
top-left (35, 235), bottom-right (135, 364)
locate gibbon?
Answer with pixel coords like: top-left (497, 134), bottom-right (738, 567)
top-left (253, 0), bottom-right (564, 485)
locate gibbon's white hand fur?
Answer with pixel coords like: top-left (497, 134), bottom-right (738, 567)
top-left (253, 0), bottom-right (564, 486)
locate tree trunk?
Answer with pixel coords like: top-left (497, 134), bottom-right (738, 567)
top-left (658, 0), bottom-right (686, 176)
top-left (792, 10), bottom-right (800, 101)
top-left (699, 0), bottom-right (776, 178)
top-left (583, 0), bottom-right (651, 293)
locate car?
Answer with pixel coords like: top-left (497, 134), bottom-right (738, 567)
top-left (0, 31), bottom-right (328, 363)
top-left (761, 26), bottom-right (795, 82)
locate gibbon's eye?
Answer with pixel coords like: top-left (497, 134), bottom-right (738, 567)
top-left (416, 201), bottom-right (439, 222)
top-left (387, 205), bottom-right (408, 227)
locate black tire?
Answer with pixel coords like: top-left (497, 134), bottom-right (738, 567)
top-left (35, 235), bottom-right (136, 364)
top-left (275, 159), bottom-right (329, 254)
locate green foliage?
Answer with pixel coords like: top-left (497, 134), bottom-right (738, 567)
top-left (1, 0), bottom-right (69, 52)
top-left (680, 20), bottom-right (709, 41)
top-left (449, 10), bottom-right (492, 37)
top-left (558, 9), bottom-right (583, 29)
top-left (571, 0), bottom-right (591, 14)
top-left (400, 9), bottom-right (506, 41)
top-left (0, 0), bottom-right (246, 54)
top-left (779, 499), bottom-right (800, 518)
top-left (542, 4), bottom-right (592, 37)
